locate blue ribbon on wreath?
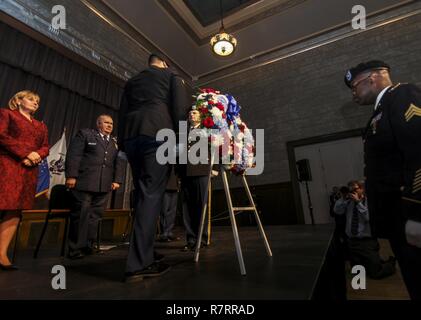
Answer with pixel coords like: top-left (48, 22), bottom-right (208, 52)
top-left (225, 95), bottom-right (241, 127)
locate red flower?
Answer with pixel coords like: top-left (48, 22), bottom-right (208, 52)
top-left (203, 117), bottom-right (215, 128)
top-left (200, 107), bottom-right (208, 115)
top-left (208, 100), bottom-right (215, 106)
top-left (222, 113), bottom-right (227, 119)
top-left (215, 102), bottom-right (224, 111)
top-left (202, 88), bottom-right (216, 94)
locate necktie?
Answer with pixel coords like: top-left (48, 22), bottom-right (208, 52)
top-left (351, 202), bottom-right (359, 236)
top-left (103, 135), bottom-right (109, 145)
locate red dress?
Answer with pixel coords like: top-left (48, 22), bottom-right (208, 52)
top-left (0, 108), bottom-right (49, 210)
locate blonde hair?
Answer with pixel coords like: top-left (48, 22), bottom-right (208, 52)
top-left (8, 90), bottom-right (40, 111)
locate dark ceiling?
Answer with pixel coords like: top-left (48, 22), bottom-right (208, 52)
top-left (183, 0), bottom-right (259, 26)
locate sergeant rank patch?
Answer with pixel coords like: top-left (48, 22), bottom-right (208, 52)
top-left (405, 103), bottom-right (421, 122)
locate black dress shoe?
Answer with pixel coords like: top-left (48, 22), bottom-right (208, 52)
top-left (81, 247), bottom-right (94, 255)
top-left (157, 236), bottom-right (170, 242)
top-left (0, 263), bottom-right (19, 271)
top-left (181, 243), bottom-right (195, 252)
top-left (81, 247), bottom-right (103, 256)
top-left (125, 262), bottom-right (171, 282)
top-left (124, 273), bottom-right (144, 283)
top-left (154, 252), bottom-right (165, 262)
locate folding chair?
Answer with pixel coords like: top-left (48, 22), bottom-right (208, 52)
top-left (33, 185), bottom-right (74, 258)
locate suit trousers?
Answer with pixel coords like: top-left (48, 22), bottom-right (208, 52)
top-left (68, 189), bottom-right (109, 252)
top-left (347, 237), bottom-right (396, 279)
top-left (182, 175), bottom-right (209, 246)
top-left (159, 191), bottom-right (178, 238)
top-left (124, 135), bottom-right (170, 273)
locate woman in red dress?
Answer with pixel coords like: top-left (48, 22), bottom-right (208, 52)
top-left (0, 90), bottom-right (49, 270)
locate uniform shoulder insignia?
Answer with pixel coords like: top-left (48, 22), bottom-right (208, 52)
top-left (389, 83), bottom-right (402, 92)
top-left (405, 103), bottom-right (421, 122)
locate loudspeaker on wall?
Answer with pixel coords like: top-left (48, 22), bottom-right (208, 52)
top-left (296, 159), bottom-right (312, 182)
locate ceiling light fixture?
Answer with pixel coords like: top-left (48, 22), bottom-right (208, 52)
top-left (210, 0), bottom-right (237, 57)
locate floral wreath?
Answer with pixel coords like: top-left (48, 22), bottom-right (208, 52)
top-left (190, 88), bottom-right (255, 175)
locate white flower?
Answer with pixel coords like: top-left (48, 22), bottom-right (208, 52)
top-left (215, 94), bottom-right (229, 112)
top-left (210, 107), bottom-right (223, 119)
top-left (210, 134), bottom-right (224, 147)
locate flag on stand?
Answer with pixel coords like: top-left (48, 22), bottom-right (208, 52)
top-left (35, 158), bottom-right (50, 197)
top-left (46, 130), bottom-right (67, 196)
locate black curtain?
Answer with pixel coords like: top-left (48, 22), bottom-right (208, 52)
top-left (0, 20), bottom-right (128, 209)
top-left (0, 20), bottom-right (124, 146)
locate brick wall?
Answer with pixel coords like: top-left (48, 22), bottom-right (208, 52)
top-left (205, 14), bottom-right (421, 187)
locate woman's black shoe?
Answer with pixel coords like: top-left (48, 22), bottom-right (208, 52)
top-left (0, 263), bottom-right (19, 271)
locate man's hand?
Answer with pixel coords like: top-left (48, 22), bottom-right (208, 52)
top-left (26, 151), bottom-right (41, 164)
top-left (111, 183), bottom-right (120, 190)
top-left (66, 178), bottom-right (77, 189)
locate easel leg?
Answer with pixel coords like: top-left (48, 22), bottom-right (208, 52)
top-left (222, 170), bottom-right (246, 276)
top-left (194, 173), bottom-right (212, 262)
top-left (242, 175), bottom-right (273, 257)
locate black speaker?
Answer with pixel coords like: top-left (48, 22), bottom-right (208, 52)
top-left (296, 159), bottom-right (312, 182)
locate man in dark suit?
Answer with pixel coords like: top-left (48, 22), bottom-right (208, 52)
top-left (118, 53), bottom-right (189, 282)
top-left (344, 60), bottom-right (421, 299)
top-left (65, 114), bottom-right (125, 259)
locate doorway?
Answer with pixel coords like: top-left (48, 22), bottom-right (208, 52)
top-left (287, 129), bottom-right (364, 224)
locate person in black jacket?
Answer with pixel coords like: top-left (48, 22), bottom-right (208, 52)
top-left (344, 60), bottom-right (421, 299)
top-left (118, 53), bottom-right (189, 282)
top-left (65, 114), bottom-right (125, 259)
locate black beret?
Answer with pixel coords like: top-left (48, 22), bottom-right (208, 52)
top-left (344, 60), bottom-right (390, 88)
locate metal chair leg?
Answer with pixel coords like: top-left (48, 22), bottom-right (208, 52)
top-left (122, 213), bottom-right (132, 242)
top-left (60, 216), bottom-right (69, 257)
top-left (96, 219), bottom-right (102, 251)
top-left (33, 213), bottom-right (50, 259)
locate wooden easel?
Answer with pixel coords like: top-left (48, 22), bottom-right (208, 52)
top-left (194, 164), bottom-right (273, 276)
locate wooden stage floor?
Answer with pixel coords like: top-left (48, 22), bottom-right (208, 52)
top-left (0, 225), bottom-right (334, 300)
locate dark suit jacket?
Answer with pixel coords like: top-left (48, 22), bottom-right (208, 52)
top-left (364, 83), bottom-right (421, 231)
top-left (181, 126), bottom-right (213, 177)
top-left (65, 129), bottom-right (125, 193)
top-left (118, 66), bottom-right (191, 147)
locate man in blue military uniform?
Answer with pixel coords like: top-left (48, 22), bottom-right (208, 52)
top-left (65, 114), bottom-right (125, 259)
top-left (344, 60), bottom-right (421, 299)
